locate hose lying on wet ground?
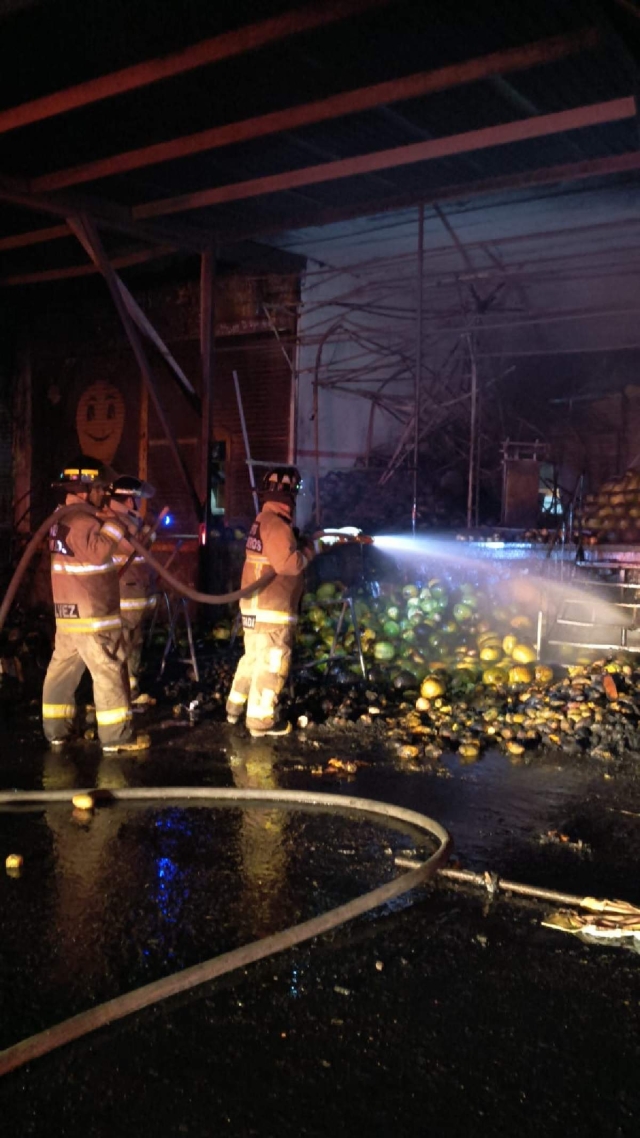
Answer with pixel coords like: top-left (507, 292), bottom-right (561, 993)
top-left (0, 787), bottom-right (452, 1078)
top-left (395, 857), bottom-right (640, 913)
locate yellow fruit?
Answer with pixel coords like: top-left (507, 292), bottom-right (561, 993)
top-left (397, 745), bottom-right (420, 761)
top-left (502, 634), bottom-right (518, 656)
top-left (72, 794), bottom-right (95, 811)
top-left (479, 646), bottom-right (501, 663)
top-left (482, 666), bottom-right (508, 686)
top-left (511, 643), bottom-right (537, 665)
top-left (477, 631), bottom-right (501, 647)
top-left (459, 744), bottom-right (479, 761)
top-left (506, 742), bottom-right (525, 755)
top-left (534, 664), bottom-right (554, 685)
top-left (508, 666), bottom-right (533, 685)
top-left (420, 677), bottom-right (446, 700)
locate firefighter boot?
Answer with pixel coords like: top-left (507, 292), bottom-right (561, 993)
top-left (249, 721), bottom-right (292, 739)
top-left (132, 692), bottom-right (157, 708)
top-left (102, 732), bottom-right (151, 754)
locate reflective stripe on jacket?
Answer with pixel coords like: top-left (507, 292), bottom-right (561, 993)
top-left (50, 501), bottom-right (125, 632)
top-left (112, 549), bottom-right (155, 605)
top-left (240, 501), bottom-right (310, 624)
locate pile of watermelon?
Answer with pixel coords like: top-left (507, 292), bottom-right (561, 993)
top-left (295, 578), bottom-right (546, 693)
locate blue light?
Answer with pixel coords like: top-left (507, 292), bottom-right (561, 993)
top-left (163, 514), bottom-right (172, 526)
top-left (157, 856), bottom-right (177, 883)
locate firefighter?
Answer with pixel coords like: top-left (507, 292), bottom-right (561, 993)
top-left (42, 456), bottom-right (149, 754)
top-left (107, 474), bottom-right (157, 707)
top-left (226, 466), bottom-right (314, 737)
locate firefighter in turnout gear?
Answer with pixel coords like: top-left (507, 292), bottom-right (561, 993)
top-left (226, 466), bottom-right (314, 737)
top-left (42, 457), bottom-right (150, 753)
top-left (108, 475), bottom-right (157, 707)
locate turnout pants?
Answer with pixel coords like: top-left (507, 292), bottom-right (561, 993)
top-left (121, 612), bottom-right (145, 698)
top-left (227, 623), bottom-right (295, 732)
top-left (42, 628), bottom-right (132, 747)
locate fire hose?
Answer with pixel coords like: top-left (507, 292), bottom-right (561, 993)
top-left (0, 506), bottom-right (372, 635)
top-left (0, 502), bottom-right (278, 635)
top-left (1, 788), bottom-right (639, 1077)
top-left (0, 787), bottom-right (451, 1077)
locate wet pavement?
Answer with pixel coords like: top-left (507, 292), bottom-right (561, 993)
top-left (1, 699), bottom-right (640, 1136)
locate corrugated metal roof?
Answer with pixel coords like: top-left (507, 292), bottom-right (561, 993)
top-left (0, 0), bottom-right (639, 284)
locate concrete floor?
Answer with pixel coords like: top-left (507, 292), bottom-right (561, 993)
top-left (1, 700), bottom-right (640, 1137)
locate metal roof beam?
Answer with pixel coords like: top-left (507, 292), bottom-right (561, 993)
top-left (0, 0), bottom-right (393, 135)
top-left (134, 96), bottom-right (636, 219)
top-left (0, 172), bottom-right (208, 252)
top-left (32, 28), bottom-right (600, 193)
top-left (0, 245), bottom-right (176, 286)
top-left (214, 144), bottom-right (640, 245)
top-left (0, 99), bottom-right (636, 266)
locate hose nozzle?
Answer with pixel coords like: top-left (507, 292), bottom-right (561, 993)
top-left (314, 526), bottom-right (374, 548)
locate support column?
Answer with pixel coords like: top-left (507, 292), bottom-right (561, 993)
top-left (199, 246), bottom-right (216, 593)
top-left (466, 334), bottom-right (478, 530)
top-left (199, 246), bottom-right (215, 508)
top-left (12, 345), bottom-right (31, 533)
top-left (412, 203), bottom-right (424, 534)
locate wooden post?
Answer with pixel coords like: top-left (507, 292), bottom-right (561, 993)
top-left (12, 346), bottom-right (32, 533)
top-left (199, 247), bottom-right (215, 508)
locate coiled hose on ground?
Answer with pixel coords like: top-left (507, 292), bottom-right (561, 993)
top-left (0, 787), bottom-right (452, 1077)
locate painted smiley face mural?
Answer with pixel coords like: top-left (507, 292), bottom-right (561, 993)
top-left (76, 381), bottom-right (125, 463)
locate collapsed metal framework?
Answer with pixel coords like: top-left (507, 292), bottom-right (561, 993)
top-left (298, 239), bottom-right (510, 525)
top-left (292, 198), bottom-right (640, 526)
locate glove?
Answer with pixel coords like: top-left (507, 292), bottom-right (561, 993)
top-left (139, 523), bottom-right (157, 544)
top-left (300, 535), bottom-right (316, 562)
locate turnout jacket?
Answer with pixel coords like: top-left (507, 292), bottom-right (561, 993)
top-left (240, 500), bottom-right (311, 626)
top-left (49, 496), bottom-right (126, 634)
top-left (111, 531), bottom-right (157, 619)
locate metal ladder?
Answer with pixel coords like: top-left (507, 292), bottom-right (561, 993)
top-left (147, 592), bottom-right (200, 682)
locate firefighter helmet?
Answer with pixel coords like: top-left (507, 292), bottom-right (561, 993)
top-left (261, 466), bottom-right (302, 502)
top-left (109, 475), bottom-right (156, 500)
top-left (53, 455), bottom-right (112, 488)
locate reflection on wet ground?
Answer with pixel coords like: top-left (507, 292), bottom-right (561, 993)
top-left (2, 709), bottom-right (640, 1136)
top-left (0, 801), bottom-right (433, 1049)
